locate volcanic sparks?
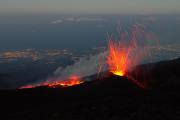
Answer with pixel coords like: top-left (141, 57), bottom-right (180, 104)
top-left (107, 37), bottom-right (146, 88)
top-left (107, 25), bottom-right (147, 77)
top-left (106, 25), bottom-right (158, 88)
top-left (107, 40), bottom-right (128, 76)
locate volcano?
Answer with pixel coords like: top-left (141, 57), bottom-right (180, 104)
top-left (0, 58), bottom-right (180, 120)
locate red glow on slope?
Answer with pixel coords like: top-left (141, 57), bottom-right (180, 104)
top-left (47, 75), bottom-right (83, 88)
top-left (19, 85), bottom-right (35, 89)
top-left (19, 75), bottom-right (83, 89)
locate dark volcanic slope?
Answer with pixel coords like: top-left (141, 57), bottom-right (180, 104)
top-left (129, 58), bottom-right (180, 89)
top-left (0, 58), bottom-right (180, 120)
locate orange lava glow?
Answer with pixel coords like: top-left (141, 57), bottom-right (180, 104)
top-left (19, 75), bottom-right (83, 89)
top-left (107, 39), bottom-right (147, 89)
top-left (107, 40), bottom-right (129, 76)
top-left (47, 75), bottom-right (83, 88)
top-left (106, 25), bottom-right (157, 89)
top-left (113, 71), bottom-right (124, 76)
top-left (19, 85), bottom-right (35, 89)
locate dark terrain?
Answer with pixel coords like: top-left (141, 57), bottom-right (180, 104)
top-left (0, 58), bottom-right (180, 120)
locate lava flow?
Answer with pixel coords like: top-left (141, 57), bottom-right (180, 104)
top-left (47, 75), bottom-right (83, 88)
top-left (19, 75), bottom-right (83, 89)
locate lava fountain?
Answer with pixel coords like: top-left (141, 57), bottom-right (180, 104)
top-left (107, 25), bottom-right (156, 88)
top-left (107, 39), bottom-right (144, 88)
top-left (107, 30), bottom-right (140, 77)
top-left (107, 40), bottom-right (128, 76)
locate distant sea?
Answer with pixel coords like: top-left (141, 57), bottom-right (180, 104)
top-left (0, 14), bottom-right (179, 51)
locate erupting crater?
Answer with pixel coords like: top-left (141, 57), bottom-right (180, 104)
top-left (107, 40), bottom-right (129, 77)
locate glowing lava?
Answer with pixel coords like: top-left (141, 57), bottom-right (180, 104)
top-left (107, 26), bottom-right (146, 77)
top-left (107, 39), bottom-right (146, 88)
top-left (107, 40), bottom-right (129, 76)
top-left (113, 71), bottom-right (124, 76)
top-left (48, 75), bottom-right (83, 88)
top-left (106, 25), bottom-right (158, 89)
top-left (19, 75), bottom-right (83, 89)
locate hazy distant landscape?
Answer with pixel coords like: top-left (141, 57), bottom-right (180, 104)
top-left (0, 14), bottom-right (180, 51)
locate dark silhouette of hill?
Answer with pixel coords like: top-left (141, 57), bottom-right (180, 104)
top-left (0, 58), bottom-right (180, 120)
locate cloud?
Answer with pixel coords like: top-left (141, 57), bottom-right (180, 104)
top-left (49, 17), bottom-right (106, 24)
top-left (75, 17), bottom-right (106, 22)
top-left (65, 17), bottom-right (76, 22)
top-left (50, 19), bottom-right (63, 24)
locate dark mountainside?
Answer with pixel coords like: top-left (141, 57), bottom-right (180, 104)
top-left (0, 58), bottom-right (180, 120)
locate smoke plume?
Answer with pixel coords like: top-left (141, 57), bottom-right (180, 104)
top-left (46, 51), bottom-right (108, 83)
